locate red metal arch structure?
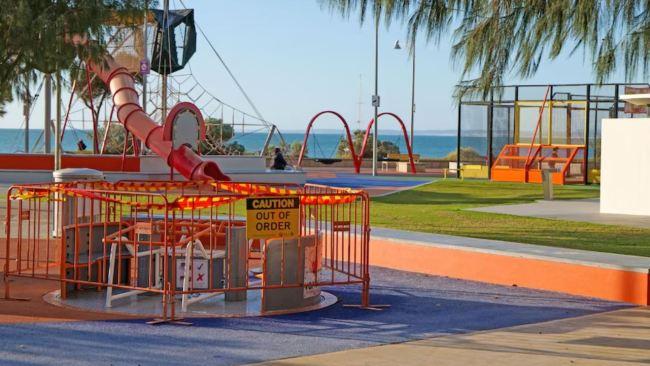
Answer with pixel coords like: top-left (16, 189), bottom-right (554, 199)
top-left (357, 112), bottom-right (417, 174)
top-left (297, 111), bottom-right (360, 173)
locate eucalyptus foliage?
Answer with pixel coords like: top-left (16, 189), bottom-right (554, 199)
top-left (321, 0), bottom-right (650, 98)
top-left (336, 129), bottom-right (400, 159)
top-left (0, 0), bottom-right (147, 115)
top-left (200, 117), bottom-right (243, 155)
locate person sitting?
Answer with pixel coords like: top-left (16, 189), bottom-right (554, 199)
top-left (77, 139), bottom-right (87, 151)
top-left (270, 147), bottom-right (287, 170)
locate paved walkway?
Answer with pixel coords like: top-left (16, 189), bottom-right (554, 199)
top-left (306, 173), bottom-right (435, 197)
top-left (0, 267), bottom-right (627, 365)
top-left (470, 198), bottom-right (650, 229)
top-left (257, 307), bottom-right (650, 365)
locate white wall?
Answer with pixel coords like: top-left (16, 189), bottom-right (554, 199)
top-left (600, 118), bottom-right (650, 215)
top-left (139, 155), bottom-right (267, 174)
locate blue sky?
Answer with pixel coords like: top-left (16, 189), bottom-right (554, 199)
top-left (0, 0), bottom-right (635, 132)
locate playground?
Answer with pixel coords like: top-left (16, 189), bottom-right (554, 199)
top-left (1, 2), bottom-right (650, 366)
top-left (2, 176), bottom-right (649, 365)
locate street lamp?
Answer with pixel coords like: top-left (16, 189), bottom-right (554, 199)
top-left (394, 39), bottom-right (416, 148)
top-left (371, 18), bottom-right (380, 176)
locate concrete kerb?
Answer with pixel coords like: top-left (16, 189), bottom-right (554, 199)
top-left (367, 227), bottom-right (650, 305)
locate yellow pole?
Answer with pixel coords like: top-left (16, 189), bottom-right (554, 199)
top-left (514, 103), bottom-right (520, 144)
top-left (546, 101), bottom-right (552, 145)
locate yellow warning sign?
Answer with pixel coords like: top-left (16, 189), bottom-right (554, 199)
top-left (246, 196), bottom-right (300, 239)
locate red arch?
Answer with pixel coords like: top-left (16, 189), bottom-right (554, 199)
top-left (297, 111), bottom-right (360, 173)
top-left (357, 112), bottom-right (417, 174)
top-left (162, 102), bottom-right (207, 143)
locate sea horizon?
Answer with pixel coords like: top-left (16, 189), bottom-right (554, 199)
top-left (0, 128), bottom-right (489, 159)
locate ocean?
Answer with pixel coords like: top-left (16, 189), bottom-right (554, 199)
top-left (0, 128), bottom-right (488, 159)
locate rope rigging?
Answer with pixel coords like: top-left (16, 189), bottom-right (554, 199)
top-left (176, 0), bottom-right (268, 125)
top-left (13, 3), bottom-right (283, 158)
top-left (311, 133), bottom-right (335, 159)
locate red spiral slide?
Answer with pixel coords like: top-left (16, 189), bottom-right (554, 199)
top-left (76, 36), bottom-right (230, 181)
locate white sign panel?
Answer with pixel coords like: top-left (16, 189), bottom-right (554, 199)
top-left (176, 258), bottom-right (209, 290)
top-left (303, 243), bottom-right (322, 299)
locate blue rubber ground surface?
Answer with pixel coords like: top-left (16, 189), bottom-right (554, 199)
top-left (0, 267), bottom-right (627, 366)
top-left (307, 173), bottom-right (433, 189)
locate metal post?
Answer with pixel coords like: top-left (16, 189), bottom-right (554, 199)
top-left (584, 84), bottom-right (591, 185)
top-left (141, 3), bottom-right (148, 154)
top-left (487, 90), bottom-right (494, 179)
top-left (613, 83), bottom-right (619, 118)
top-left (566, 93), bottom-right (572, 145)
top-left (372, 18), bottom-right (380, 176)
top-left (542, 169), bottom-right (554, 200)
top-left (594, 99), bottom-right (599, 168)
top-left (161, 67), bottom-right (167, 123)
top-left (44, 74), bottom-right (52, 153)
top-left (142, 3), bottom-right (148, 114)
top-left (409, 42), bottom-right (416, 148)
top-left (506, 107), bottom-right (511, 144)
top-left (514, 86), bottom-right (519, 144)
top-left (23, 87), bottom-right (30, 153)
top-left (456, 102), bottom-right (461, 179)
top-left (88, 70), bottom-right (100, 154)
top-left (55, 72), bottom-right (62, 171)
top-left (161, 0), bottom-right (169, 122)
top-left (260, 124), bottom-right (276, 157)
top-left (547, 85), bottom-right (554, 145)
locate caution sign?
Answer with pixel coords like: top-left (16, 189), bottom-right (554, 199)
top-left (246, 196), bottom-right (300, 239)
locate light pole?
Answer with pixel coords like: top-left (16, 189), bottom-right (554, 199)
top-left (394, 40), bottom-right (416, 147)
top-left (55, 72), bottom-right (62, 171)
top-left (159, 0), bottom-right (170, 122)
top-left (44, 74), bottom-right (52, 153)
top-left (371, 18), bottom-right (380, 176)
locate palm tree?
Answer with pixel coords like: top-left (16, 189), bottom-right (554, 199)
top-left (320, 0), bottom-right (650, 98)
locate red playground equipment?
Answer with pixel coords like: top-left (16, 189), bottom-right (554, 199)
top-left (297, 111), bottom-right (417, 174)
top-left (491, 86), bottom-right (587, 184)
top-left (357, 112), bottom-right (417, 174)
top-left (71, 35), bottom-right (230, 182)
top-left (297, 111), bottom-right (360, 173)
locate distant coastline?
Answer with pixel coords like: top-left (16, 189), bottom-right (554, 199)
top-left (281, 128), bottom-right (461, 136)
top-left (0, 128), bottom-right (486, 159)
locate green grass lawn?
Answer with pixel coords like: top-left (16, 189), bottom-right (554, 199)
top-left (371, 179), bottom-right (650, 257)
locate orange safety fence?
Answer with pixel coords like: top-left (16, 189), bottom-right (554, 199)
top-left (9, 180), bottom-right (363, 210)
top-left (3, 180), bottom-right (373, 321)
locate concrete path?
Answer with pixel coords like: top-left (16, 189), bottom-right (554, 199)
top-left (0, 267), bottom-right (627, 365)
top-left (257, 307), bottom-right (650, 365)
top-left (470, 198), bottom-right (650, 229)
top-left (306, 173), bottom-right (435, 197)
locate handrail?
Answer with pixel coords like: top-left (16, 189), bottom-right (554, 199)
top-left (560, 146), bottom-right (582, 179)
top-left (524, 86), bottom-right (552, 170)
top-left (525, 145), bottom-right (543, 171)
